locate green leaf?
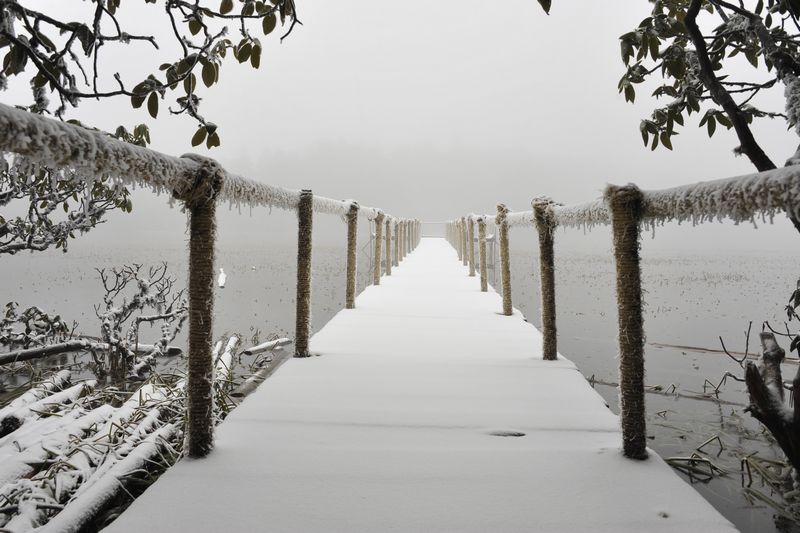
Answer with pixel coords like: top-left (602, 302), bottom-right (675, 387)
top-left (639, 122), bottom-right (649, 146)
top-left (220, 0), bottom-right (234, 14)
top-left (191, 127), bottom-right (207, 147)
top-left (707, 116), bottom-right (717, 137)
top-left (660, 131), bottom-right (673, 150)
top-left (184, 73), bottom-right (196, 94)
top-left (250, 45), bottom-right (261, 68)
top-left (537, 0), bottom-right (551, 14)
top-left (648, 36), bottom-right (659, 60)
top-left (206, 131), bottom-right (221, 148)
top-left (262, 13), bottom-right (277, 35)
top-left (131, 93), bottom-right (146, 109)
top-left (237, 43), bottom-right (252, 63)
top-left (202, 61), bottom-right (216, 87)
top-left (624, 84), bottom-right (635, 103)
top-left (189, 18), bottom-right (202, 35)
top-left (745, 49), bottom-right (759, 68)
top-left (147, 92), bottom-right (158, 119)
top-left (716, 113), bottom-right (732, 128)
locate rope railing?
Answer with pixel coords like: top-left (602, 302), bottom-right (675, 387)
top-left (0, 103), bottom-right (422, 458)
top-left (446, 166), bottom-right (800, 461)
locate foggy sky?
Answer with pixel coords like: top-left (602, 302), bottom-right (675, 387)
top-left (5, 0), bottom-right (800, 251)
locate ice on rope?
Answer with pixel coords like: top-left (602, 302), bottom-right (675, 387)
top-left (469, 165), bottom-right (800, 232)
top-left (641, 167), bottom-right (800, 226)
top-left (504, 210), bottom-right (534, 228)
top-left (0, 103), bottom-right (392, 221)
top-left (107, 238), bottom-right (735, 533)
top-left (551, 198), bottom-right (610, 229)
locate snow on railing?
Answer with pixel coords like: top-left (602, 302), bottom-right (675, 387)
top-left (0, 102), bottom-right (386, 220)
top-left (505, 210), bottom-right (534, 228)
top-left (446, 166), bottom-right (800, 462)
top-left (0, 102), bottom-right (423, 458)
top-left (641, 167), bottom-right (800, 226)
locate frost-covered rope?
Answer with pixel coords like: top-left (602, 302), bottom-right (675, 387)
top-left (505, 210), bottom-right (534, 228)
top-left (640, 167), bottom-right (800, 225)
top-left (0, 103), bottom-right (392, 220)
top-left (480, 164), bottom-right (800, 232)
top-left (550, 199), bottom-right (609, 229)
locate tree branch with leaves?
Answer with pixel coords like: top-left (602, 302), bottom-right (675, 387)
top-left (0, 0), bottom-right (299, 148)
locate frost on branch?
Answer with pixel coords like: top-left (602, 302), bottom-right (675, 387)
top-left (0, 302), bottom-right (71, 349)
top-left (0, 161), bottom-right (131, 255)
top-left (93, 263), bottom-right (187, 381)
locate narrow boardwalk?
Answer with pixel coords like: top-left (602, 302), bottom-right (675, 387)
top-left (108, 238), bottom-right (735, 532)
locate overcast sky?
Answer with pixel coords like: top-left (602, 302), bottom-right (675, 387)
top-left (5, 0), bottom-right (800, 251)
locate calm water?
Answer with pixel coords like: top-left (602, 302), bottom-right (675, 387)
top-left (1, 232), bottom-right (798, 532)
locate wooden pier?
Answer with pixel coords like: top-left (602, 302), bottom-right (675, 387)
top-left (106, 238), bottom-right (735, 532)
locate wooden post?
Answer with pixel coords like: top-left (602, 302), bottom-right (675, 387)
top-left (496, 204), bottom-right (512, 316)
top-left (456, 220), bottom-right (464, 262)
top-left (533, 199), bottom-right (557, 361)
top-left (373, 212), bottom-right (385, 285)
top-left (385, 217), bottom-right (392, 276)
top-left (461, 217), bottom-right (468, 266)
top-left (606, 184), bottom-right (647, 460)
top-left (345, 201), bottom-right (359, 310)
top-left (175, 156), bottom-right (222, 458)
top-left (393, 220), bottom-right (399, 267)
top-left (402, 220), bottom-right (407, 259)
top-left (478, 216), bottom-right (488, 292)
top-left (295, 190), bottom-right (314, 358)
top-left (467, 216), bottom-right (476, 277)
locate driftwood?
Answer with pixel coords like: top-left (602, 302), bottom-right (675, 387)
top-left (745, 332), bottom-right (800, 475)
top-left (241, 338), bottom-right (292, 356)
top-left (0, 341), bottom-right (182, 366)
top-left (231, 351), bottom-right (293, 400)
top-left (0, 381), bottom-right (95, 438)
top-left (38, 424), bottom-right (178, 533)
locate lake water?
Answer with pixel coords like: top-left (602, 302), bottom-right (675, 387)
top-left (1, 225), bottom-right (798, 532)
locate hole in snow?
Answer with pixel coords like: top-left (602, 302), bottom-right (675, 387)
top-left (488, 430), bottom-right (526, 437)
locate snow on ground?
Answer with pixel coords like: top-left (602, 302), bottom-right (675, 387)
top-left (106, 238), bottom-right (736, 532)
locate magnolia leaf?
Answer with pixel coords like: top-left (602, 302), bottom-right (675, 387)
top-left (263, 13), bottom-right (277, 35)
top-left (250, 45), bottom-right (261, 69)
top-left (202, 61), bottom-right (215, 87)
top-left (206, 131), bottom-right (221, 148)
top-left (147, 92), bottom-right (158, 119)
top-left (707, 116), bottom-right (716, 137)
top-left (191, 127), bottom-right (207, 147)
top-left (537, 0), bottom-right (551, 14)
top-left (660, 131), bottom-right (673, 150)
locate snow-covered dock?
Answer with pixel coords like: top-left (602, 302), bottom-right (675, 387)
top-left (107, 238), bottom-right (735, 532)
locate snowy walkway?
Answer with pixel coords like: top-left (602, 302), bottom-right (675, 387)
top-left (107, 238), bottom-right (735, 533)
